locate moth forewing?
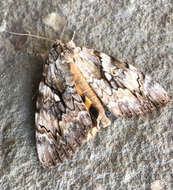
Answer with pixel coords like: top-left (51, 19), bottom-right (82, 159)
top-left (73, 46), bottom-right (169, 118)
top-left (35, 42), bottom-right (98, 168)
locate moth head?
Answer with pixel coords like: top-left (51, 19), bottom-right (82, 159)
top-left (53, 41), bottom-right (64, 54)
top-left (66, 40), bottom-right (76, 49)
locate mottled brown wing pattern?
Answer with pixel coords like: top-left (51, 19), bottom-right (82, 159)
top-left (73, 45), bottom-right (169, 118)
top-left (35, 43), bottom-right (97, 168)
top-left (35, 40), bottom-right (169, 168)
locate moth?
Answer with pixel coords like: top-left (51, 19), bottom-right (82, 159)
top-left (35, 38), bottom-right (170, 168)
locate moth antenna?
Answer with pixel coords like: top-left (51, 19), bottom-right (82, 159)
top-left (59, 20), bottom-right (67, 41)
top-left (60, 0), bottom-right (74, 41)
top-left (71, 30), bottom-right (76, 41)
top-left (3, 30), bottom-right (55, 42)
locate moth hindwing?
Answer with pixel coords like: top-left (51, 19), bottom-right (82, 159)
top-left (35, 40), bottom-right (169, 168)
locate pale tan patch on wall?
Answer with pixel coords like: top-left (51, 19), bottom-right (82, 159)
top-left (151, 180), bottom-right (164, 190)
top-left (43, 12), bottom-right (66, 32)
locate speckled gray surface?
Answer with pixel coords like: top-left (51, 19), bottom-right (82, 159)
top-left (0, 0), bottom-right (173, 189)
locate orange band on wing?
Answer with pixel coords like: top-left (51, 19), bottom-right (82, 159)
top-left (69, 61), bottom-right (111, 128)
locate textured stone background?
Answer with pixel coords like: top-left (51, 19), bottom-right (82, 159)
top-left (0, 0), bottom-right (173, 189)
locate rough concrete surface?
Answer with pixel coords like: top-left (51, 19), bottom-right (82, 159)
top-left (0, 0), bottom-right (173, 189)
